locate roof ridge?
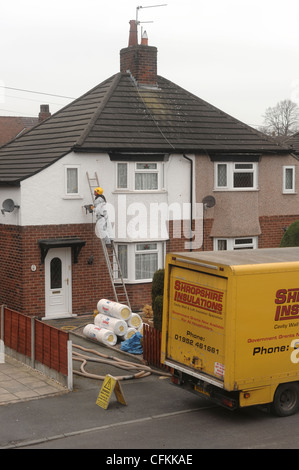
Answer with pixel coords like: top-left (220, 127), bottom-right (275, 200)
top-left (157, 75), bottom-right (290, 152)
top-left (74, 73), bottom-right (122, 148)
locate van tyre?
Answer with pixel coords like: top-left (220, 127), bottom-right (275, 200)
top-left (271, 383), bottom-right (299, 417)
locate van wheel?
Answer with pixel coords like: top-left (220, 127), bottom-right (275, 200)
top-left (271, 383), bottom-right (299, 417)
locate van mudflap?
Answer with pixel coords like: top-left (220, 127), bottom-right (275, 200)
top-left (171, 370), bottom-right (239, 411)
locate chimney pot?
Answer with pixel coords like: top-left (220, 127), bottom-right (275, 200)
top-left (128, 19), bottom-right (138, 46)
top-left (141, 31), bottom-right (148, 46)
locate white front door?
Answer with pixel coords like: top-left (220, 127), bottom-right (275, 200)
top-left (45, 247), bottom-right (72, 318)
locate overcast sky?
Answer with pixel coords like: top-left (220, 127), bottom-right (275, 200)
top-left (1, 0), bottom-right (299, 128)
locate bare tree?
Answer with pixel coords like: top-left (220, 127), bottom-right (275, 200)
top-left (260, 99), bottom-right (299, 140)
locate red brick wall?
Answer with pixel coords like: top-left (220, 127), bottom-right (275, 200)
top-left (0, 225), bottom-right (24, 312)
top-left (258, 215), bottom-right (299, 248)
top-left (0, 224), bottom-right (116, 317)
top-left (0, 221), bottom-right (198, 316)
top-left (120, 45), bottom-right (158, 85)
top-left (2, 215), bottom-right (295, 317)
top-left (197, 216), bottom-right (299, 250)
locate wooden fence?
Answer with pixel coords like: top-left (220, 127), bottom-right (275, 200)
top-left (143, 323), bottom-right (170, 371)
top-left (0, 305), bottom-right (72, 389)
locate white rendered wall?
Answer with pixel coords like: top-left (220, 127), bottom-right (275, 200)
top-left (0, 152), bottom-right (195, 241)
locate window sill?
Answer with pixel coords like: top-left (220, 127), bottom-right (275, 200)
top-left (213, 188), bottom-right (259, 192)
top-left (114, 279), bottom-right (153, 284)
top-left (113, 189), bottom-right (167, 194)
top-left (62, 195), bottom-right (84, 200)
top-left (282, 191), bottom-right (297, 195)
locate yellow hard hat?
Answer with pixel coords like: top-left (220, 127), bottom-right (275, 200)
top-left (94, 187), bottom-right (103, 196)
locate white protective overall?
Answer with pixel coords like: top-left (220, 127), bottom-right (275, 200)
top-left (94, 195), bottom-right (114, 244)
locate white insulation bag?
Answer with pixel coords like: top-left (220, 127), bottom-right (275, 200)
top-left (128, 313), bottom-right (142, 329)
top-left (120, 327), bottom-right (137, 341)
top-left (97, 299), bottom-right (132, 321)
top-left (83, 324), bottom-right (117, 346)
top-left (94, 313), bottom-right (128, 337)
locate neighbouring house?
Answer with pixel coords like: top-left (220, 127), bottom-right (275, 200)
top-left (0, 105), bottom-right (51, 147)
top-left (0, 20), bottom-right (297, 319)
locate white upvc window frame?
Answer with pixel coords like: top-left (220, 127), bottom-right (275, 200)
top-left (214, 162), bottom-right (258, 191)
top-left (283, 165), bottom-right (296, 194)
top-left (213, 236), bottom-right (258, 251)
top-left (134, 162), bottom-right (159, 191)
top-left (64, 164), bottom-right (81, 198)
top-left (116, 162), bottom-right (128, 189)
top-left (116, 161), bottom-right (164, 192)
top-left (114, 241), bottom-right (165, 283)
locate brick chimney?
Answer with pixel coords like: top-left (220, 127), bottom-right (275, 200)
top-left (120, 20), bottom-right (158, 86)
top-left (38, 104), bottom-right (51, 122)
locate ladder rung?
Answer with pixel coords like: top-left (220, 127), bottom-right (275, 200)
top-left (99, 238), bottom-right (131, 309)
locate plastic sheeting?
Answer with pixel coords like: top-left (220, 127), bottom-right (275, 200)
top-left (120, 332), bottom-right (143, 355)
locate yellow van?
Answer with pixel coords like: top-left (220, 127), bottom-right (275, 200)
top-left (161, 248), bottom-right (299, 416)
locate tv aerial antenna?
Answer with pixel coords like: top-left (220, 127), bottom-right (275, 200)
top-left (136, 4), bottom-right (167, 39)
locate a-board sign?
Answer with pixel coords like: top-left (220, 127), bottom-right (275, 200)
top-left (96, 374), bottom-right (127, 409)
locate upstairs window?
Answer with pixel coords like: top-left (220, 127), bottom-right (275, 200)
top-left (116, 161), bottom-right (163, 191)
top-left (283, 166), bottom-right (295, 193)
top-left (135, 163), bottom-right (158, 190)
top-left (117, 163), bottom-right (128, 189)
top-left (65, 165), bottom-right (80, 196)
top-left (215, 162), bottom-right (257, 190)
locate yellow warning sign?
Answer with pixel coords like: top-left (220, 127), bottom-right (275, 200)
top-left (96, 374), bottom-right (127, 409)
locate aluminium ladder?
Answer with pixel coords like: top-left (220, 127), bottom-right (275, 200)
top-left (86, 171), bottom-right (131, 309)
top-left (86, 171), bottom-right (100, 202)
top-left (100, 238), bottom-right (131, 310)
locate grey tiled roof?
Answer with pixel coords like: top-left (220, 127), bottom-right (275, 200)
top-left (0, 73), bottom-right (288, 185)
top-left (285, 132), bottom-right (299, 155)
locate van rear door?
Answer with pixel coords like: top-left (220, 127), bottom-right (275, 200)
top-left (166, 265), bottom-right (227, 382)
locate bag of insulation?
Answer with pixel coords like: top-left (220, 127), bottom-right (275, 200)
top-left (120, 331), bottom-right (143, 355)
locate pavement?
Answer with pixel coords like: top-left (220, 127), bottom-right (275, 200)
top-left (0, 313), bottom-right (146, 406)
top-left (0, 355), bottom-right (67, 405)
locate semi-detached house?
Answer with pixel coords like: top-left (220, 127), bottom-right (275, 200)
top-left (0, 20), bottom-right (297, 319)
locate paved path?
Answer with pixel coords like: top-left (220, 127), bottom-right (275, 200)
top-left (0, 355), bottom-right (67, 405)
top-left (0, 313), bottom-right (145, 406)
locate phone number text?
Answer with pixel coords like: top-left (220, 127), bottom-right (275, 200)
top-left (174, 334), bottom-right (219, 354)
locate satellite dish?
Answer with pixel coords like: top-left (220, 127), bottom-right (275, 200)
top-left (1, 199), bottom-right (20, 215)
top-left (202, 195), bottom-right (216, 209)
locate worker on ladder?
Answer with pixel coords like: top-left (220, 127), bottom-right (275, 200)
top-left (93, 187), bottom-right (114, 245)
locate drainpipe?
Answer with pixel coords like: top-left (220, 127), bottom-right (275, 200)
top-left (183, 155), bottom-right (193, 251)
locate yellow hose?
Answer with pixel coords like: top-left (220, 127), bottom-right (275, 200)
top-left (72, 344), bottom-right (171, 381)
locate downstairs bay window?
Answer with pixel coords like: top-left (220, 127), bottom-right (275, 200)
top-left (115, 242), bottom-right (164, 282)
top-left (214, 237), bottom-right (258, 251)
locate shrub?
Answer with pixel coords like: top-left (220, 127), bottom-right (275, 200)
top-left (153, 295), bottom-right (163, 331)
top-left (280, 220), bottom-right (299, 247)
top-left (151, 269), bottom-right (165, 332)
top-left (151, 269), bottom-right (165, 301)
